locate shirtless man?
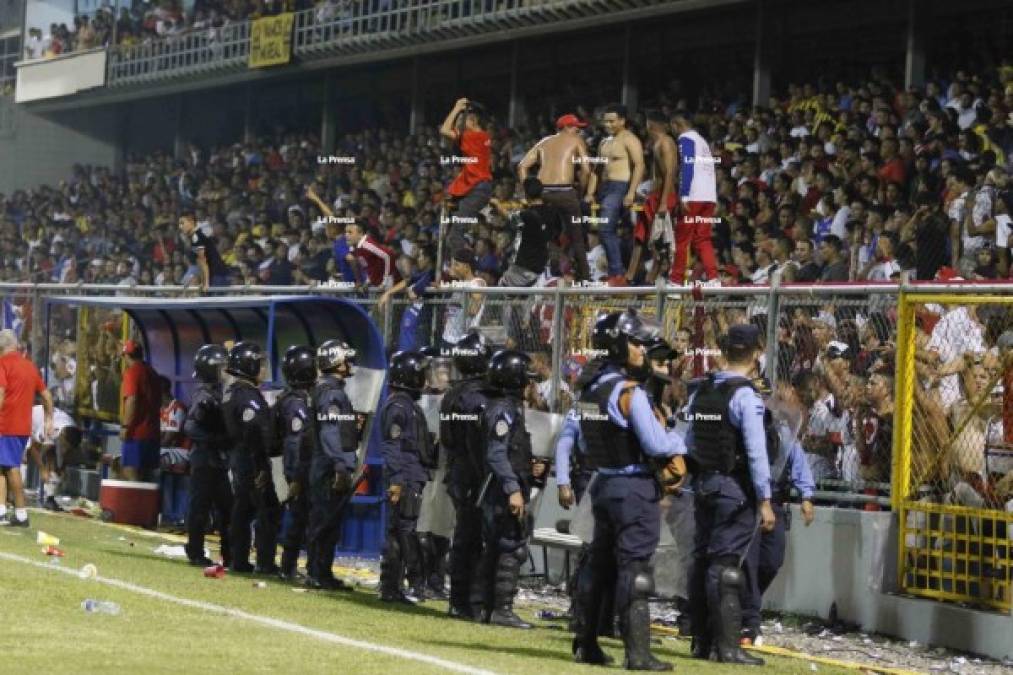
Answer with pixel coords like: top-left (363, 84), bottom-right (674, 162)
top-left (586, 103), bottom-right (644, 283)
top-left (518, 114), bottom-right (592, 281)
top-left (629, 110), bottom-right (679, 283)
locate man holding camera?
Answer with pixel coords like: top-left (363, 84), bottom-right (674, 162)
top-left (440, 98), bottom-right (493, 256)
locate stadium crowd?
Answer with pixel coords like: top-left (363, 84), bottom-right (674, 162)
top-left (1, 64), bottom-right (1012, 508)
top-left (23, 0), bottom-right (542, 57)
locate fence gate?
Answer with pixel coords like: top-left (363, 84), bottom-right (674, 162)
top-left (893, 291), bottom-right (1013, 611)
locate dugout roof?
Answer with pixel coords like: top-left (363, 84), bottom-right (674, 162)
top-left (44, 295), bottom-right (387, 391)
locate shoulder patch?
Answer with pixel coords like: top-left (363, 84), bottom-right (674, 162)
top-left (291, 417), bottom-right (303, 433)
top-left (191, 232), bottom-right (200, 245)
top-left (328, 405), bottom-right (340, 416)
top-left (494, 419), bottom-right (509, 438)
top-left (242, 407), bottom-right (256, 422)
top-left (390, 424), bottom-right (401, 439)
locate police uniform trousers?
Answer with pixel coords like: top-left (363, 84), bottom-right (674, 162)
top-left (280, 469), bottom-right (312, 574)
top-left (687, 473), bottom-right (760, 641)
top-left (469, 485), bottom-right (529, 617)
top-left (741, 502), bottom-right (788, 636)
top-left (380, 480), bottom-right (426, 597)
top-left (186, 462), bottom-right (233, 565)
top-left (576, 474), bottom-right (660, 643)
top-left (567, 469), bottom-right (617, 635)
top-left (230, 470), bottom-right (282, 570)
top-left (448, 489), bottom-right (484, 613)
top-left (306, 461), bottom-right (350, 582)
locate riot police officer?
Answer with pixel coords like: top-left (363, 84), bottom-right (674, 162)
top-left (570, 310), bottom-right (686, 671)
top-left (469, 349), bottom-right (538, 629)
top-left (222, 341), bottom-right (281, 574)
top-left (439, 331), bottom-right (492, 618)
top-left (554, 357), bottom-right (606, 636)
top-left (379, 350), bottom-right (437, 603)
top-left (276, 345), bottom-right (317, 581)
top-left (740, 384), bottom-right (815, 645)
top-left (684, 324), bottom-right (776, 666)
top-left (183, 344), bottom-right (233, 567)
top-left (306, 338), bottom-right (359, 590)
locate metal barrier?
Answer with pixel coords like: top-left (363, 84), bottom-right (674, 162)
top-left (106, 0), bottom-right (669, 87)
top-left (893, 287), bottom-right (1013, 611)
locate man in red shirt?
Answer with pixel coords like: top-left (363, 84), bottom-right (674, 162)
top-left (0, 329), bottom-right (53, 526)
top-left (440, 97), bottom-right (493, 256)
top-left (119, 340), bottom-right (162, 482)
top-left (345, 221), bottom-right (401, 288)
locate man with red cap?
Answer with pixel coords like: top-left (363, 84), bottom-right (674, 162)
top-left (119, 340), bottom-right (162, 481)
top-left (517, 113), bottom-right (593, 280)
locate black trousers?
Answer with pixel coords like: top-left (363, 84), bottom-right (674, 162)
top-left (186, 464), bottom-right (233, 564)
top-left (306, 465), bottom-right (350, 580)
top-left (230, 473), bottom-right (281, 569)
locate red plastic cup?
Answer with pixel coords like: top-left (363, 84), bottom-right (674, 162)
top-left (203, 564), bottom-right (226, 579)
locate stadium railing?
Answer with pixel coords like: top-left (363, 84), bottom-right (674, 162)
top-left (106, 0), bottom-right (671, 87)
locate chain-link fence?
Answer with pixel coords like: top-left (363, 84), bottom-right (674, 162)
top-left (773, 286), bottom-right (900, 507)
top-left (894, 289), bottom-right (1013, 611)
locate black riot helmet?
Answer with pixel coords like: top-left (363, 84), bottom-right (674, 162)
top-left (317, 339), bottom-right (357, 375)
top-left (450, 330), bottom-right (491, 376)
top-left (226, 341), bottom-right (264, 381)
top-left (282, 345), bottom-right (317, 387)
top-left (388, 350), bottom-right (429, 392)
top-left (486, 349), bottom-right (534, 393)
top-left (193, 344), bottom-right (227, 384)
top-left (592, 309), bottom-right (661, 364)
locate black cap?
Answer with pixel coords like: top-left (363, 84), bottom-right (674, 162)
top-left (726, 324), bottom-right (761, 350)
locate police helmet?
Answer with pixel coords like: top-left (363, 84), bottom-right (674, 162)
top-left (317, 339), bottom-right (357, 373)
top-left (451, 331), bottom-right (491, 376)
top-left (226, 341), bottom-right (264, 380)
top-left (282, 345), bottom-right (317, 387)
top-left (592, 309), bottom-right (661, 363)
top-left (486, 349), bottom-right (535, 393)
top-left (389, 350), bottom-right (429, 392)
top-left (193, 344), bottom-right (227, 384)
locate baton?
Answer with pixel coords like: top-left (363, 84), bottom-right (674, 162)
top-left (474, 472), bottom-right (493, 508)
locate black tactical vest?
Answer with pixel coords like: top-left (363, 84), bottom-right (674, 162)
top-left (687, 375), bottom-right (752, 476)
top-left (576, 374), bottom-right (647, 470)
top-left (388, 390), bottom-right (437, 469)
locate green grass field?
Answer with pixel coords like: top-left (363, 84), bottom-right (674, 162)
top-left (0, 511), bottom-right (847, 674)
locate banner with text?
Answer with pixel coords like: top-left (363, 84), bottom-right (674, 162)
top-left (248, 13), bottom-right (294, 69)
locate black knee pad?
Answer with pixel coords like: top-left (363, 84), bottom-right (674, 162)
top-left (632, 567), bottom-right (656, 600)
top-left (718, 565), bottom-right (744, 590)
top-left (511, 545), bottom-right (529, 564)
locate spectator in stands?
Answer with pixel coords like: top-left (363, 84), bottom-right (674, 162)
top-left (818, 235), bottom-right (849, 282)
top-left (119, 340), bottom-right (162, 482)
top-left (856, 372), bottom-right (894, 489)
top-left (439, 248), bottom-right (485, 351)
top-left (441, 98), bottom-right (493, 256)
top-left (345, 220), bottom-right (398, 288)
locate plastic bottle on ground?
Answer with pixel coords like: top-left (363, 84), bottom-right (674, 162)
top-left (81, 600), bottom-right (121, 615)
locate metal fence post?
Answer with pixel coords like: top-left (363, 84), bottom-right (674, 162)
top-left (383, 296), bottom-right (394, 351)
top-left (549, 286), bottom-right (564, 413)
top-left (654, 277), bottom-right (665, 326)
top-left (765, 271), bottom-right (781, 391)
top-left (30, 284), bottom-right (43, 367)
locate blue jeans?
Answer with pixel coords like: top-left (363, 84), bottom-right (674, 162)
top-left (597, 180), bottom-right (629, 276)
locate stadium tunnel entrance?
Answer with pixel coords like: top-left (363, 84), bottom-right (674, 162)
top-left (42, 295), bottom-right (390, 557)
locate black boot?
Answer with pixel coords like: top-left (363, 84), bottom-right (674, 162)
top-left (487, 549), bottom-right (531, 629)
top-left (690, 637), bottom-right (713, 660)
top-left (278, 548), bottom-right (303, 581)
top-left (379, 534), bottom-right (408, 602)
top-left (713, 565), bottom-right (764, 666)
top-left (621, 564), bottom-right (672, 672)
top-left (572, 637), bottom-right (615, 665)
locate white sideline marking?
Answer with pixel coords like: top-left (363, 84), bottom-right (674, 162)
top-left (0, 551), bottom-right (496, 675)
